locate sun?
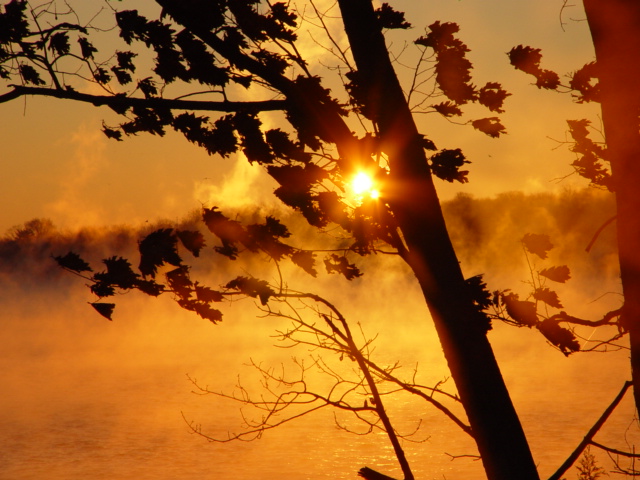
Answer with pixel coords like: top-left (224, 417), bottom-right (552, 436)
top-left (351, 171), bottom-right (380, 199)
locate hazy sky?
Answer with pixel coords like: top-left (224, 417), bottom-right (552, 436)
top-left (0, 0), bottom-right (600, 234)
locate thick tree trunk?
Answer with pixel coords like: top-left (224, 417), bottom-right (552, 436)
top-left (337, 2), bottom-right (539, 479)
top-left (583, 0), bottom-right (640, 412)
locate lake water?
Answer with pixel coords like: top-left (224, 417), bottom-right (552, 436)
top-left (1, 273), bottom-right (638, 480)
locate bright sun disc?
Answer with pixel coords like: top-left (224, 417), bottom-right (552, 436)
top-left (352, 172), bottom-right (379, 199)
top-left (352, 172), bottom-right (373, 194)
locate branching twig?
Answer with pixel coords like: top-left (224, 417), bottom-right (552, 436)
top-left (548, 380), bottom-right (633, 480)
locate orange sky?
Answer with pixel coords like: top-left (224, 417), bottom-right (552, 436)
top-left (1, 4), bottom-right (634, 479)
top-left (1, 0), bottom-right (600, 234)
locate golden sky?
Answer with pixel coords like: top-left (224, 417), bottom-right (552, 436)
top-left (1, 0), bottom-right (599, 234)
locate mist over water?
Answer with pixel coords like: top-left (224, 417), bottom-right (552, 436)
top-left (1, 189), bottom-right (636, 480)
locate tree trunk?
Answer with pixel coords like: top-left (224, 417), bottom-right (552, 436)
top-left (583, 0), bottom-right (640, 411)
top-left (337, 2), bottom-right (539, 479)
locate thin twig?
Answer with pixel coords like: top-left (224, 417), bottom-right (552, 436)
top-left (548, 380), bottom-right (633, 480)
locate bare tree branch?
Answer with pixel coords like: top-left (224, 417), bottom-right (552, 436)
top-left (548, 380), bottom-right (633, 480)
top-left (0, 85), bottom-right (288, 112)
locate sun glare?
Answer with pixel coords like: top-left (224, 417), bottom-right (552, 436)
top-left (351, 172), bottom-right (380, 199)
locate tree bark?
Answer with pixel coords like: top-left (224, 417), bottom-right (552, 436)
top-left (337, 2), bottom-right (539, 479)
top-left (583, 0), bottom-right (640, 411)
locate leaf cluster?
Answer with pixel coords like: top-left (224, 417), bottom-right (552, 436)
top-left (202, 206), bottom-right (366, 280)
top-left (507, 45), bottom-right (613, 191)
top-left (490, 233), bottom-right (580, 356)
top-left (508, 45), bottom-right (560, 90)
top-left (428, 148), bottom-right (470, 183)
top-left (52, 199), bottom-right (382, 321)
top-left (567, 119), bottom-right (612, 191)
top-left (54, 227), bottom-right (224, 322)
top-left (414, 22), bottom-right (509, 137)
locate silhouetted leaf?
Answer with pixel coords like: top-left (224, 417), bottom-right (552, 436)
top-left (538, 319), bottom-right (580, 356)
top-left (539, 265), bottom-right (571, 283)
top-left (0, 0), bottom-right (30, 44)
top-left (175, 29), bottom-right (228, 86)
top-left (317, 191), bottom-right (350, 228)
top-left (138, 77), bottom-right (158, 98)
top-left (95, 256), bottom-right (139, 289)
top-left (165, 265), bottom-right (192, 299)
top-left (465, 274), bottom-right (492, 332)
top-left (194, 282), bottom-right (224, 303)
top-left (102, 124), bottom-right (123, 141)
top-left (78, 37), bottom-right (97, 59)
top-left (291, 250), bottom-right (317, 277)
top-left (234, 111), bottom-right (273, 164)
top-left (570, 62), bottom-right (600, 103)
top-left (116, 10), bottom-right (149, 45)
top-left (465, 275), bottom-right (492, 310)
top-left (49, 32), bottom-right (70, 56)
top-left (508, 45), bottom-right (560, 90)
top-left (324, 254), bottom-right (362, 280)
top-left (90, 302), bottom-right (115, 321)
top-left (213, 243), bottom-right (239, 260)
top-left (90, 281), bottom-right (115, 298)
top-left (225, 276), bottom-right (274, 305)
top-left (430, 148), bottom-right (469, 183)
top-left (54, 251), bottom-right (92, 273)
top-left (253, 49), bottom-right (290, 76)
top-left (202, 207), bottom-right (247, 259)
top-left (93, 66), bottom-right (111, 84)
top-left (136, 279), bottom-right (164, 296)
top-left (416, 22), bottom-right (475, 104)
top-left (477, 82), bottom-right (510, 113)
top-left (432, 101), bottom-right (463, 117)
top-left (419, 135), bottom-right (438, 151)
top-left (192, 302), bottom-right (223, 323)
top-left (177, 230), bottom-right (205, 257)
top-left (567, 119), bottom-right (611, 190)
top-left (508, 45), bottom-right (543, 76)
top-left (536, 70), bottom-right (560, 89)
top-left (522, 233), bottom-right (553, 259)
top-left (533, 287), bottom-right (563, 309)
top-left (111, 51), bottom-right (137, 85)
top-left (471, 117), bottom-right (506, 138)
top-left (375, 3), bottom-right (411, 29)
top-left (19, 64), bottom-right (45, 85)
top-left (503, 294), bottom-right (538, 327)
top-left (244, 216), bottom-right (293, 259)
top-left (138, 228), bottom-right (182, 277)
top-left (270, 2), bottom-right (298, 28)
top-left (265, 128), bottom-right (311, 163)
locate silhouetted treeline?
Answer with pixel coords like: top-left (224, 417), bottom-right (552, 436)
top-left (0, 189), bottom-right (618, 291)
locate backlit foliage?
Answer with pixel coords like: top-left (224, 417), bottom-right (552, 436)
top-left (508, 44), bottom-right (612, 189)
